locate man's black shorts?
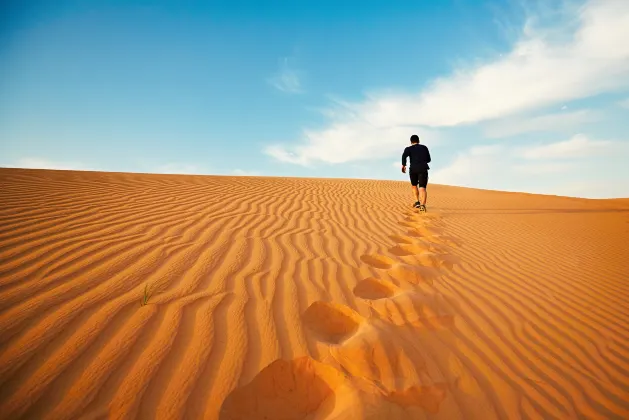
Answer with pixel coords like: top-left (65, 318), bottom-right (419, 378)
top-left (409, 170), bottom-right (428, 188)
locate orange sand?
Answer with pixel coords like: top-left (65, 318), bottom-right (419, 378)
top-left (0, 168), bottom-right (628, 419)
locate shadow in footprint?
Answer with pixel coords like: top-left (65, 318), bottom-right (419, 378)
top-left (388, 263), bottom-right (439, 286)
top-left (368, 291), bottom-right (457, 331)
top-left (360, 254), bottom-right (396, 270)
top-left (408, 211), bottom-right (443, 220)
top-left (408, 227), bottom-right (444, 238)
top-left (423, 225), bottom-right (444, 234)
top-left (407, 292), bottom-right (459, 330)
top-left (416, 252), bottom-right (444, 268)
top-left (388, 243), bottom-right (431, 257)
top-left (437, 253), bottom-right (461, 270)
top-left (406, 229), bottom-right (425, 238)
top-left (219, 357), bottom-right (344, 420)
top-left (418, 233), bottom-right (462, 248)
top-left (353, 278), bottom-right (396, 300)
top-left (326, 320), bottom-right (451, 416)
top-left (398, 220), bottom-right (417, 229)
top-left (388, 234), bottom-right (414, 244)
top-left (385, 384), bottom-right (448, 414)
top-left (397, 250), bottom-right (460, 270)
top-left (302, 301), bottom-right (364, 344)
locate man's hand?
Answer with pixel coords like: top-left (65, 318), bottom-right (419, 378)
top-left (401, 165), bottom-right (407, 174)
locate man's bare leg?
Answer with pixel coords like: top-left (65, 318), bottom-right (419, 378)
top-left (412, 186), bottom-right (419, 204)
top-left (419, 187), bottom-right (427, 206)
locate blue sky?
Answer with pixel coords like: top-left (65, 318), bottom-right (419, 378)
top-left (1, 0), bottom-right (628, 198)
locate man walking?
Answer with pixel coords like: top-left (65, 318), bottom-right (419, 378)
top-left (401, 134), bottom-right (431, 211)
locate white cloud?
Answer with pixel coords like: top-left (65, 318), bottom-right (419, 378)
top-left (482, 109), bottom-right (601, 138)
top-left (619, 97), bottom-right (629, 109)
top-left (268, 58), bottom-right (303, 94)
top-left (1, 157), bottom-right (93, 171)
top-left (513, 161), bottom-right (576, 174)
top-left (265, 112), bottom-right (440, 166)
top-left (430, 134), bottom-right (629, 198)
top-left (431, 145), bottom-right (507, 186)
top-left (547, 180), bottom-right (629, 199)
top-left (265, 144), bottom-right (310, 165)
top-left (266, 0), bottom-right (629, 166)
top-left (407, 0), bottom-right (629, 126)
top-left (518, 134), bottom-right (615, 159)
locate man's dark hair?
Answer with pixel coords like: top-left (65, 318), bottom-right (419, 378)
top-left (410, 134), bottom-right (419, 144)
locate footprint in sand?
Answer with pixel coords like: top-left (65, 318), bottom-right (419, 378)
top-left (352, 278), bottom-right (457, 331)
top-left (403, 213), bottom-right (460, 248)
top-left (371, 291), bottom-right (457, 330)
top-left (398, 251), bottom-right (460, 270)
top-left (353, 277), bottom-right (397, 300)
top-left (416, 252), bottom-right (447, 268)
top-left (406, 228), bottom-right (426, 238)
top-left (433, 252), bottom-right (460, 269)
top-left (410, 225), bottom-right (444, 239)
top-left (388, 263), bottom-right (439, 286)
top-left (425, 234), bottom-right (462, 248)
top-left (360, 255), bottom-right (445, 287)
top-left (385, 384), bottom-right (449, 413)
top-left (360, 254), bottom-right (396, 270)
top-left (388, 234), bottom-right (415, 244)
top-left (302, 301), bottom-right (364, 344)
top-left (297, 301), bottom-right (451, 417)
top-left (219, 357), bottom-right (345, 420)
top-left (220, 355), bottom-right (448, 420)
top-left (397, 220), bottom-right (418, 229)
top-left (388, 242), bottom-right (432, 257)
top-left (319, 303), bottom-right (450, 414)
top-left (407, 210), bottom-right (443, 219)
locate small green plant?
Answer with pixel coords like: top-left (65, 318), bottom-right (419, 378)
top-left (141, 283), bottom-right (153, 306)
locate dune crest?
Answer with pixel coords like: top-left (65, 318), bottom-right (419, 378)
top-left (1, 168), bottom-right (628, 419)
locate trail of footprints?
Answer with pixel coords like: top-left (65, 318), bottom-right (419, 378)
top-left (220, 210), bottom-right (462, 420)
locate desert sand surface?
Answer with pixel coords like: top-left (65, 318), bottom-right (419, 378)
top-left (1, 167), bottom-right (628, 420)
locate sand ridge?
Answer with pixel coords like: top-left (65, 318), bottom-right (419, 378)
top-left (0, 168), bottom-right (628, 419)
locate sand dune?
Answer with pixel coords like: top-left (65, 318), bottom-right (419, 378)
top-left (0, 167), bottom-right (628, 419)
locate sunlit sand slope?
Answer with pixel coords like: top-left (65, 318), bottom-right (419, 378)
top-left (0, 168), bottom-right (628, 419)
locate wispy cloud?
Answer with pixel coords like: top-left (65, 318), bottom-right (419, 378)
top-left (265, 144), bottom-right (310, 165)
top-left (541, 180), bottom-right (629, 199)
top-left (268, 57), bottom-right (303, 94)
top-left (513, 161), bottom-right (577, 174)
top-left (265, 122), bottom-right (439, 166)
top-left (518, 134), bottom-right (616, 159)
top-left (619, 97), bottom-right (629, 109)
top-left (431, 134), bottom-right (628, 197)
top-left (482, 109), bottom-right (602, 138)
top-left (431, 145), bottom-right (506, 187)
top-left (266, 0), bottom-right (629, 166)
top-left (405, 0), bottom-right (629, 126)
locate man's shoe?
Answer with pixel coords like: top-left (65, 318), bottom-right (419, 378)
top-left (413, 202), bottom-right (421, 208)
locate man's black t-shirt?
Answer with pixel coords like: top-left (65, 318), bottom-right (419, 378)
top-left (402, 143), bottom-right (431, 171)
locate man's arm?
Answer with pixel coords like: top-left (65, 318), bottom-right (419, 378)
top-left (401, 148), bottom-right (408, 173)
top-left (426, 147), bottom-right (431, 163)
